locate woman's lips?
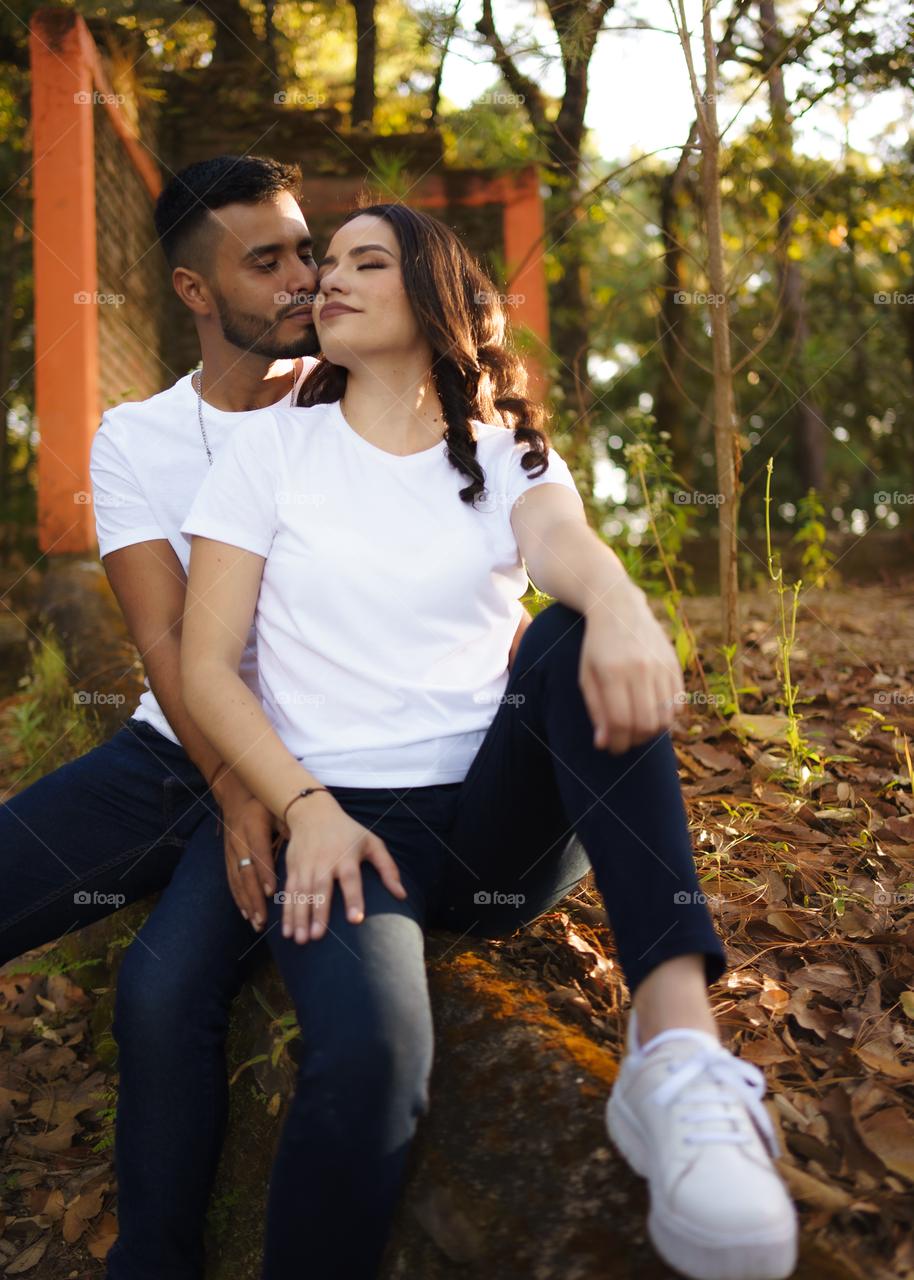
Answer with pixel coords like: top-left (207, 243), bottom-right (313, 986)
top-left (319, 302), bottom-right (358, 319)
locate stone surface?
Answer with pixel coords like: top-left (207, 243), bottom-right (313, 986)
top-left (34, 558), bottom-right (145, 738)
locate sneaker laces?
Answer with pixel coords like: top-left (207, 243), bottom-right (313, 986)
top-left (641, 1030), bottom-right (780, 1158)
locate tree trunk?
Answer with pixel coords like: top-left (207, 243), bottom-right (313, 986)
top-left (759, 0), bottom-right (826, 493)
top-left (476, 0), bottom-right (614, 497)
top-left (655, 125), bottom-right (697, 484)
top-left (352, 0), bottom-right (377, 127)
top-left (682, 0), bottom-right (740, 649)
top-left (207, 0), bottom-right (267, 67)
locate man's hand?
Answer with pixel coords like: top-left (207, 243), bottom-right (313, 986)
top-left (212, 772), bottom-right (278, 930)
top-left (579, 595), bottom-right (684, 755)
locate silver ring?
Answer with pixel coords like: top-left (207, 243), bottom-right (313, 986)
top-left (237, 857), bottom-right (253, 870)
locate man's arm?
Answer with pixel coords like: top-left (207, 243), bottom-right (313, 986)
top-left (103, 539), bottom-right (277, 928)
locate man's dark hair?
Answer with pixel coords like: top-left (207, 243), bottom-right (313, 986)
top-left (154, 156), bottom-right (302, 272)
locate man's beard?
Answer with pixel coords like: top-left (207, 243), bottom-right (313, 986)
top-left (211, 288), bottom-right (320, 359)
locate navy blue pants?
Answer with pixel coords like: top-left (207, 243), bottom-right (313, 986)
top-left (0, 605), bottom-right (723, 1280)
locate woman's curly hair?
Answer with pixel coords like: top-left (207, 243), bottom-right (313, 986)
top-left (298, 203), bottom-right (549, 505)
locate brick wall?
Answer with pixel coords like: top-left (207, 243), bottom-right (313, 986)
top-left (93, 101), bottom-right (167, 412)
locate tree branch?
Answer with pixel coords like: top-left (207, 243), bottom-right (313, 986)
top-left (474, 0), bottom-right (549, 133)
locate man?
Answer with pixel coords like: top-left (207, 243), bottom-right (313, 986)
top-left (0, 155), bottom-right (320, 1279)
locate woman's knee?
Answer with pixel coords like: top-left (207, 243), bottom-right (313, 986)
top-left (514, 603), bottom-right (584, 675)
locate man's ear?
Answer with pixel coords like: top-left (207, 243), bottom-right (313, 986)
top-left (172, 267), bottom-right (215, 317)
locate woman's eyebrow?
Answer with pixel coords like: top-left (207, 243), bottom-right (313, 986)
top-left (318, 243), bottom-right (396, 271)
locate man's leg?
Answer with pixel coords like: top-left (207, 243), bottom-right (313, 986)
top-left (105, 815), bottom-right (266, 1280)
top-left (0, 720), bottom-right (215, 965)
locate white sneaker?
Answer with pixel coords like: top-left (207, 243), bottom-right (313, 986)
top-left (606, 1014), bottom-right (798, 1280)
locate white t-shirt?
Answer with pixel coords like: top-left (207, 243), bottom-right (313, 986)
top-left (182, 401), bottom-right (581, 787)
top-left (89, 363), bottom-right (314, 744)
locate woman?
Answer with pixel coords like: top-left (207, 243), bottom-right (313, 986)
top-left (181, 205), bottom-right (797, 1280)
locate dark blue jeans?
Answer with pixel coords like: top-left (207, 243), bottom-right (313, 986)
top-left (0, 720), bottom-right (266, 1280)
top-left (258, 605), bottom-right (725, 1280)
top-left (0, 606), bottom-right (725, 1280)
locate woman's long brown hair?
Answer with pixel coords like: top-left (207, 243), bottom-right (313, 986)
top-left (299, 204), bottom-right (549, 505)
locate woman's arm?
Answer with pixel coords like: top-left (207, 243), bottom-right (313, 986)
top-left (182, 536), bottom-right (405, 943)
top-left (511, 485), bottom-right (684, 754)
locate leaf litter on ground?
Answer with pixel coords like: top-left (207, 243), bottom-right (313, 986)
top-left (1, 580), bottom-right (914, 1277)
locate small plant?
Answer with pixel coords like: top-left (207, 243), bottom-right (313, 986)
top-left (230, 988), bottom-right (301, 1086)
top-left (207, 1189), bottom-right (241, 1248)
top-left (765, 460), bottom-right (806, 776)
top-left (793, 489), bottom-right (835, 589)
top-left (8, 630), bottom-right (103, 784)
top-left (91, 1083), bottom-right (118, 1154)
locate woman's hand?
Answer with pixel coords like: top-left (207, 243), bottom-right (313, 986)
top-left (282, 792), bottom-right (407, 943)
top-left (579, 595), bottom-right (684, 755)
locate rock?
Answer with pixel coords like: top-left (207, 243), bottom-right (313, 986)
top-left (34, 557), bottom-right (145, 737)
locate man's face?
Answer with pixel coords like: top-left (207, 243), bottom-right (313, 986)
top-left (206, 191), bottom-right (320, 359)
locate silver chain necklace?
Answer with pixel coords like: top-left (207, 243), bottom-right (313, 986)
top-left (195, 360), bottom-right (301, 466)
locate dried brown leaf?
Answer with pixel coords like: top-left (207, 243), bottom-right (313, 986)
top-left (858, 1105), bottom-right (914, 1180)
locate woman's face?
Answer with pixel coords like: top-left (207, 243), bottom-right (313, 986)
top-left (314, 215), bottom-right (427, 369)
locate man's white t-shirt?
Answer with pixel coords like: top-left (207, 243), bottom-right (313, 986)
top-left (89, 363), bottom-right (313, 744)
top-left (182, 401), bottom-right (582, 788)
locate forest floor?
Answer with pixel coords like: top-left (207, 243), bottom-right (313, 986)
top-left (0, 579), bottom-right (913, 1278)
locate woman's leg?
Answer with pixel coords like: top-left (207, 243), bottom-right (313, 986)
top-left (437, 604), bottom-right (796, 1280)
top-left (262, 786), bottom-right (449, 1280)
top-left (438, 603), bottom-right (726, 999)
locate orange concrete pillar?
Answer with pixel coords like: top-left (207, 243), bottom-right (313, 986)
top-left (31, 10), bottom-right (99, 554)
top-left (502, 168), bottom-right (550, 395)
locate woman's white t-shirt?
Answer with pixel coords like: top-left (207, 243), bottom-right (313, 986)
top-left (182, 401), bottom-right (581, 788)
